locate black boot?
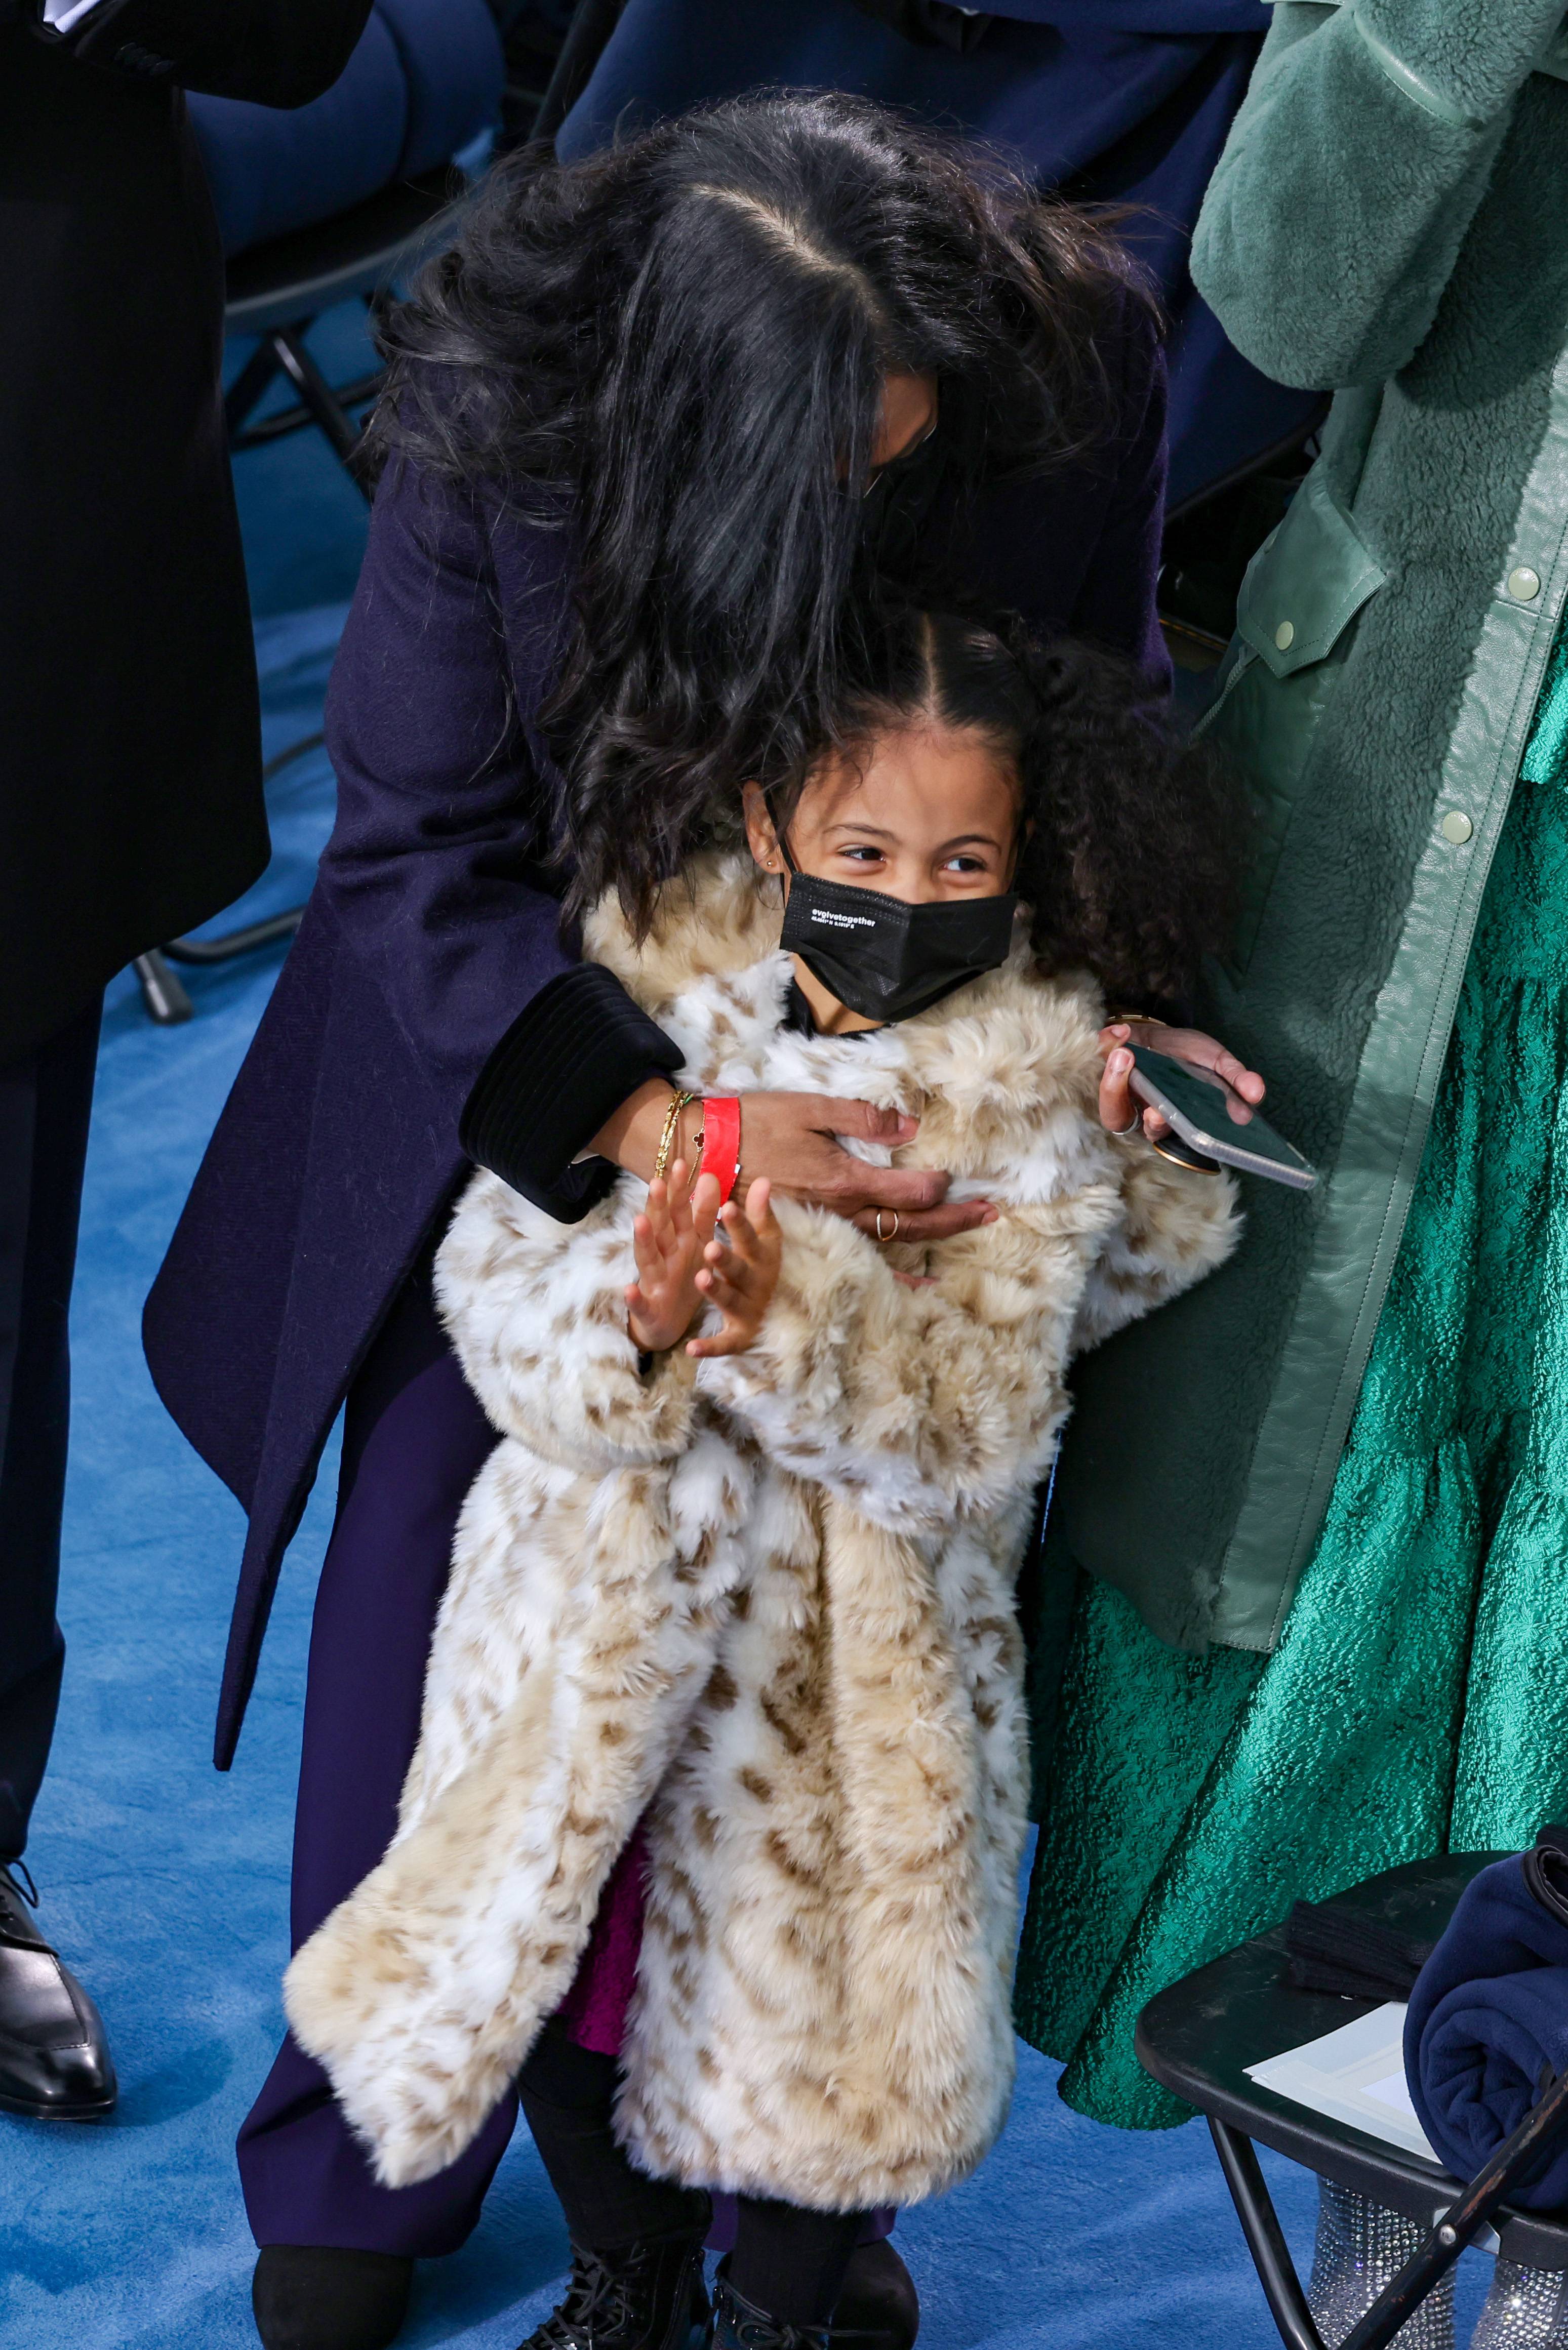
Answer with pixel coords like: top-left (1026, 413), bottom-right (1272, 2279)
top-left (252, 2246), bottom-right (414, 2350)
top-left (833, 2243), bottom-right (918, 2350)
top-left (520, 2230), bottom-right (711, 2350)
top-left (713, 2267), bottom-right (888, 2350)
top-left (0, 1863), bottom-right (116, 2120)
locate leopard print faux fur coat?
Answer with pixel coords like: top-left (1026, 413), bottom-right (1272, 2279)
top-left (284, 858), bottom-right (1239, 2203)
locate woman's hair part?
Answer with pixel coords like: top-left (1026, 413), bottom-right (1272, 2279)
top-left (370, 93), bottom-right (1153, 933)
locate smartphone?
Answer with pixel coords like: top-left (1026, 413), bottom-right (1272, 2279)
top-left (1127, 1046), bottom-right (1317, 1191)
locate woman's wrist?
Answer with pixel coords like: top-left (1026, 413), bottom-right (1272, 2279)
top-left (593, 1081), bottom-right (709, 1185)
top-left (592, 1080), bottom-right (689, 1180)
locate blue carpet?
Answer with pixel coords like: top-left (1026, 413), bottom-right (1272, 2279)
top-left (0, 303), bottom-right (1494, 2348)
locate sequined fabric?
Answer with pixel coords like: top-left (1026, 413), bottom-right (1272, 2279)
top-left (1307, 2183), bottom-right (1455, 2350)
top-left (1471, 2259), bottom-right (1568, 2348)
top-left (1015, 621), bottom-right (1568, 2129)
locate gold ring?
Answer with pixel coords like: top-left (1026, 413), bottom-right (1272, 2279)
top-left (873, 1209), bottom-right (900, 1243)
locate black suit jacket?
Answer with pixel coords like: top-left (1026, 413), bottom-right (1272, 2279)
top-left (0, 0), bottom-right (373, 1062)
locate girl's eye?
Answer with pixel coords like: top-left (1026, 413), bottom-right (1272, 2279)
top-left (945, 855), bottom-right (988, 876)
top-left (840, 844), bottom-right (883, 864)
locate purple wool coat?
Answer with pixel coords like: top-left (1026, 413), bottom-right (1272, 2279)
top-left (144, 314), bottom-right (1173, 1768)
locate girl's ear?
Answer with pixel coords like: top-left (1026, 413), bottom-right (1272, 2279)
top-left (742, 781), bottom-right (782, 873)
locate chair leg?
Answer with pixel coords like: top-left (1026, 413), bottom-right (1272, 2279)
top-left (1209, 2120), bottom-right (1328, 2350)
top-left (269, 323), bottom-right (375, 499)
top-left (1309, 2183), bottom-right (1454, 2350)
top-left (223, 336), bottom-right (285, 441)
top-left (132, 951), bottom-right (194, 1025)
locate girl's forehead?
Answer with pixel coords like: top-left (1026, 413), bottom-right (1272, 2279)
top-left (801, 723), bottom-right (1021, 834)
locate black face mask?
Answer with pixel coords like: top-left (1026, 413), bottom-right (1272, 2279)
top-left (779, 867), bottom-right (1018, 1025)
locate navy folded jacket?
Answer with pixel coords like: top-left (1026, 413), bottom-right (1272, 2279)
top-left (1404, 1857), bottom-right (1568, 2208)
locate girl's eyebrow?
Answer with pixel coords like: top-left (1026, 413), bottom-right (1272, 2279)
top-left (828, 823), bottom-right (1004, 851)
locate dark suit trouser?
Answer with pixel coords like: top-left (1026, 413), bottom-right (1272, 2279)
top-left (0, 998), bottom-right (101, 1864)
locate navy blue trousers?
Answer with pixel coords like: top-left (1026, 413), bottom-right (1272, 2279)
top-left (237, 1260), bottom-right (518, 2255)
top-left (0, 997), bottom-right (101, 1866)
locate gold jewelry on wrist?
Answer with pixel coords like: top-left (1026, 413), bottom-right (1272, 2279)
top-left (1106, 1011), bottom-right (1168, 1029)
top-left (653, 1089), bottom-right (699, 1185)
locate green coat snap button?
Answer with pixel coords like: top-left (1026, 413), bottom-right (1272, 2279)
top-left (1440, 811), bottom-right (1473, 844)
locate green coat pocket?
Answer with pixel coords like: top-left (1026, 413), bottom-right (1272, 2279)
top-left (1203, 463), bottom-right (1387, 974)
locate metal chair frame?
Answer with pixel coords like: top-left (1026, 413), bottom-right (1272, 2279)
top-left (1137, 1854), bottom-right (1568, 2350)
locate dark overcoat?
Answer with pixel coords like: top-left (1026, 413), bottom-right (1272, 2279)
top-left (143, 308), bottom-right (1174, 1767)
top-left (0, 0), bottom-right (372, 1063)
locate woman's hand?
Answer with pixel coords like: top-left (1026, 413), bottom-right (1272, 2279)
top-left (1097, 1022), bottom-right (1265, 1142)
top-left (594, 1082), bottom-right (996, 1244)
top-left (687, 1180), bottom-right (783, 1358)
top-left (626, 1162), bottom-right (717, 1353)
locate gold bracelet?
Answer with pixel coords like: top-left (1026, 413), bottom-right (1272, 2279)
top-left (1106, 1011), bottom-right (1168, 1029)
top-left (653, 1090), bottom-right (699, 1186)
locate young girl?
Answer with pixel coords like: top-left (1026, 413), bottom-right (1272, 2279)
top-left (284, 612), bottom-right (1241, 2350)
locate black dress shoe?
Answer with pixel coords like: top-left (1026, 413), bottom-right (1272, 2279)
top-left (834, 2241), bottom-right (919, 2350)
top-left (0, 1863), bottom-right (116, 2120)
top-left (253, 2247), bottom-right (415, 2350)
top-left (520, 2229), bottom-right (711, 2350)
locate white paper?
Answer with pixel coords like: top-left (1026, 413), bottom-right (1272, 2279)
top-left (1364, 2070), bottom-right (1421, 2117)
top-left (1245, 2002), bottom-right (1440, 2162)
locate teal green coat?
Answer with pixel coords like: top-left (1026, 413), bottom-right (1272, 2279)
top-left (1054, 0), bottom-right (1568, 1654)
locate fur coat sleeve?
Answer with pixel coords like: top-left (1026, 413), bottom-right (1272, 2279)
top-left (434, 1171), bottom-right (700, 1473)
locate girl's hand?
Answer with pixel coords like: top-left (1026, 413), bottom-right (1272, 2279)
top-left (1097, 1022), bottom-right (1265, 1142)
top-left (687, 1180), bottom-right (783, 1359)
top-left (626, 1163), bottom-right (719, 1353)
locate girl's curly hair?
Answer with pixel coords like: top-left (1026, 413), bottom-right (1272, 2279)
top-left (764, 606), bottom-right (1244, 1007)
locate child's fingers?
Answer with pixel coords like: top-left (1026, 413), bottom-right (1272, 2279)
top-left (743, 1176), bottom-right (775, 1234)
top-left (695, 1265), bottom-right (747, 1314)
top-left (700, 1246), bottom-right (766, 1307)
top-left (716, 1198), bottom-right (771, 1269)
top-left (689, 1170), bottom-right (721, 1246)
top-left (687, 1320), bottom-right (759, 1360)
top-left (666, 1159), bottom-right (694, 1237)
top-left (632, 1213), bottom-right (662, 1283)
top-left (644, 1178), bottom-right (673, 1248)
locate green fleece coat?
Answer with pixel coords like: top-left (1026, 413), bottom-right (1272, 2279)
top-left (1053, 0), bottom-right (1568, 1653)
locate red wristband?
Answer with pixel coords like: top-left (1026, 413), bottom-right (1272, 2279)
top-left (699, 1096), bottom-right (742, 1204)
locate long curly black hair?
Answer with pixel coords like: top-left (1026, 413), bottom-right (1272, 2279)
top-left (370, 92), bottom-right (1152, 928)
top-left (762, 606), bottom-right (1243, 1007)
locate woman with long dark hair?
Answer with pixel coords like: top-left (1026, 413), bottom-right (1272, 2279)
top-left (144, 93), bottom-right (1258, 2350)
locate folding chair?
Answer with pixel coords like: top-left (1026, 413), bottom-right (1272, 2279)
top-left (1137, 1854), bottom-right (1568, 2350)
